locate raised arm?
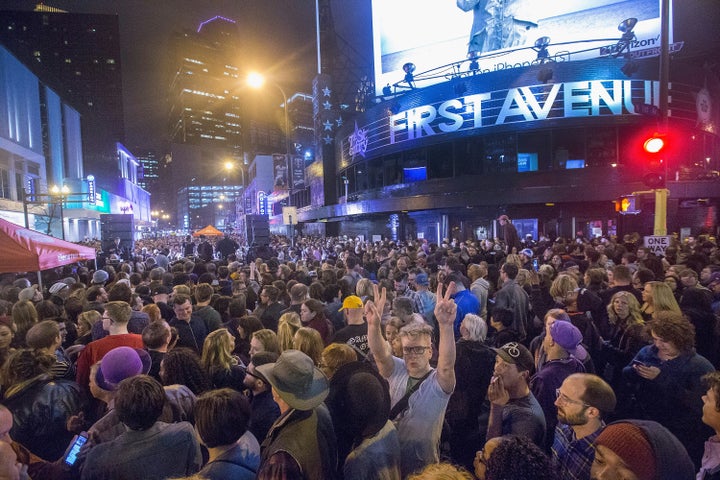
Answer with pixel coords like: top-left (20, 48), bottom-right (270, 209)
top-left (434, 281), bottom-right (457, 394)
top-left (366, 284), bottom-right (394, 378)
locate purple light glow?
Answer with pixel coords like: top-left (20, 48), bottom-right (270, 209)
top-left (197, 15), bottom-right (237, 33)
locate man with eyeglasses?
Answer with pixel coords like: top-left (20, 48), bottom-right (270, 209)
top-left (487, 342), bottom-right (545, 448)
top-left (552, 373), bottom-right (616, 480)
top-left (366, 282), bottom-right (457, 478)
top-left (531, 320), bottom-right (587, 450)
top-left (76, 301), bottom-right (145, 393)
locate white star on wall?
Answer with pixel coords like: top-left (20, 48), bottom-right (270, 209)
top-left (323, 135), bottom-right (333, 144)
top-left (323, 120), bottom-right (333, 131)
top-left (323, 100), bottom-right (332, 110)
top-left (322, 86), bottom-right (331, 97)
top-left (336, 117), bottom-right (343, 127)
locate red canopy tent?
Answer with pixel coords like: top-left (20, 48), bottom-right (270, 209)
top-left (0, 218), bottom-right (96, 274)
top-left (192, 225), bottom-right (223, 237)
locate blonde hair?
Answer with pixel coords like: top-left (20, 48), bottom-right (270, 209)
top-left (252, 329), bottom-right (279, 354)
top-left (607, 291), bottom-right (644, 327)
top-left (277, 312), bottom-right (302, 352)
top-left (406, 462), bottom-right (475, 480)
top-left (646, 281), bottom-right (681, 316)
top-left (293, 327), bottom-right (324, 365)
top-left (550, 274), bottom-right (578, 299)
top-left (504, 253), bottom-right (523, 270)
top-left (201, 328), bottom-right (236, 373)
top-left (77, 310), bottom-right (101, 336)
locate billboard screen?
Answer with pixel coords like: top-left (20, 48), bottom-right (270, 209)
top-left (372, 0), bottom-right (670, 96)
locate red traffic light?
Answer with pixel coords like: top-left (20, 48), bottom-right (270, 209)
top-left (643, 134), bottom-right (665, 154)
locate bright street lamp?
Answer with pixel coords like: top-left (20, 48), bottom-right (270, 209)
top-left (50, 184), bottom-right (70, 240)
top-left (246, 72), bottom-right (291, 203)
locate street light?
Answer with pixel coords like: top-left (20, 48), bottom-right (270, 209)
top-left (50, 184), bottom-right (70, 240)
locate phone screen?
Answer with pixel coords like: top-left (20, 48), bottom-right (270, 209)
top-left (532, 259), bottom-right (539, 270)
top-left (64, 434), bottom-right (88, 466)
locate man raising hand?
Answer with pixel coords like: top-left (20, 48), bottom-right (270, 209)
top-left (366, 281), bottom-right (457, 477)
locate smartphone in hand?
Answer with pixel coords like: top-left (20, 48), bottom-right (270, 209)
top-left (63, 432), bottom-right (88, 467)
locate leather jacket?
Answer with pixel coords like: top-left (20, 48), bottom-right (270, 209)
top-left (3, 374), bottom-right (83, 461)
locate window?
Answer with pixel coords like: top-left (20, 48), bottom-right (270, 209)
top-left (0, 169), bottom-right (10, 200)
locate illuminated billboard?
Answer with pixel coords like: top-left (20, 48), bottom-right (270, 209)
top-left (372, 0), bottom-right (673, 96)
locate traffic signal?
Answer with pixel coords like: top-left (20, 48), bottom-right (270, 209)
top-left (615, 195), bottom-right (638, 214)
top-left (641, 133), bottom-right (666, 188)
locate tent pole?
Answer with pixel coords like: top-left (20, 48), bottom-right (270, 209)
top-left (37, 271), bottom-right (43, 292)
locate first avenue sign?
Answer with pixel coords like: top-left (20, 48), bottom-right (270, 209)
top-left (342, 79), bottom-right (661, 160)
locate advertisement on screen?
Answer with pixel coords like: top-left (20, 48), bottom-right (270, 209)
top-left (372, 0), bottom-right (669, 96)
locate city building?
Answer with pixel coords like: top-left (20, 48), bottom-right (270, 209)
top-left (0, 44), bottom-right (150, 242)
top-left (0, 6), bottom-right (126, 190)
top-left (165, 15), bottom-right (311, 232)
top-left (296, 0), bottom-right (720, 243)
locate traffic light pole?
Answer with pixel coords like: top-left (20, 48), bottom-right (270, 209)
top-left (654, 188), bottom-right (668, 235)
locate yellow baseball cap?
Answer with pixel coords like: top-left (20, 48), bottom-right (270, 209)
top-left (339, 295), bottom-right (363, 310)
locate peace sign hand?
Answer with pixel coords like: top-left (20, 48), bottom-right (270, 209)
top-left (434, 281), bottom-right (457, 327)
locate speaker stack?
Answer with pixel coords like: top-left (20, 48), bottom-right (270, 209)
top-left (100, 214), bottom-right (135, 255)
top-left (246, 214), bottom-right (270, 246)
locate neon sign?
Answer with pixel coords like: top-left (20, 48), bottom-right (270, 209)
top-left (343, 79), bottom-right (660, 160)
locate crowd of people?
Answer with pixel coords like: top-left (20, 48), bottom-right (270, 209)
top-left (0, 220), bottom-right (719, 480)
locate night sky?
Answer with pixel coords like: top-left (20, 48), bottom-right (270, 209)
top-left (0, 0), bottom-right (319, 151)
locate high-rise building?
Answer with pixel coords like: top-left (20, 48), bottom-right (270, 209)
top-left (135, 150), bottom-right (160, 192)
top-left (167, 15), bottom-right (245, 160)
top-left (0, 7), bottom-right (125, 190)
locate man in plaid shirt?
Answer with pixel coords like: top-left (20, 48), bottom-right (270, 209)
top-left (552, 374), bottom-right (616, 480)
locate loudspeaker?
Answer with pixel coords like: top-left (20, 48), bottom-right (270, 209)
top-left (100, 214), bottom-right (135, 254)
top-left (247, 215), bottom-right (270, 246)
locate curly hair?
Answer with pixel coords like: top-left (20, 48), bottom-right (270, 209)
top-left (486, 435), bottom-right (557, 480)
top-left (160, 347), bottom-right (211, 394)
top-left (648, 310), bottom-right (696, 353)
top-left (2, 348), bottom-right (55, 389)
top-left (406, 462), bottom-right (475, 479)
top-left (607, 291), bottom-right (644, 327)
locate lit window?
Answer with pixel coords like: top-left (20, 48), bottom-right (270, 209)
top-left (106, 59), bottom-right (115, 64)
top-left (33, 51), bottom-right (41, 57)
top-left (65, 58), bottom-right (72, 63)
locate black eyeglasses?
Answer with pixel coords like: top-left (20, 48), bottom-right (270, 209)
top-left (246, 370), bottom-right (264, 382)
top-left (403, 346), bottom-right (431, 356)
